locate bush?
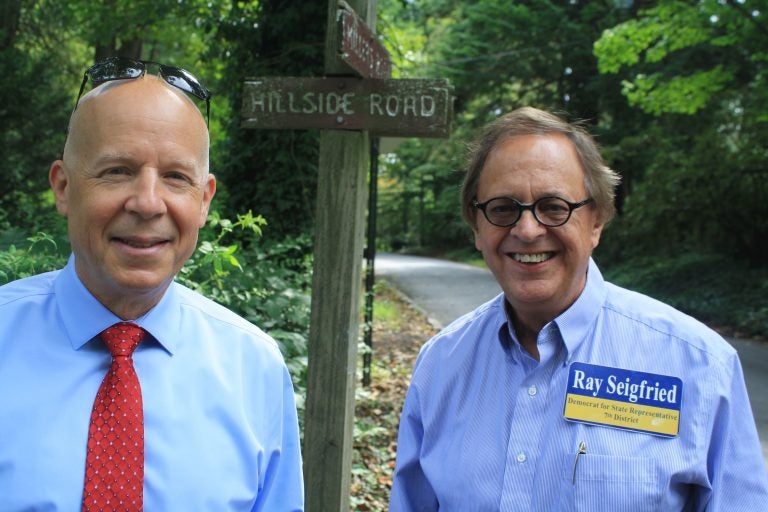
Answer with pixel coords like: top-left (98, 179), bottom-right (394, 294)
top-left (0, 231), bottom-right (68, 283)
top-left (600, 252), bottom-right (768, 339)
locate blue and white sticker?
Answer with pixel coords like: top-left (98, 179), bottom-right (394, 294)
top-left (563, 362), bottom-right (683, 437)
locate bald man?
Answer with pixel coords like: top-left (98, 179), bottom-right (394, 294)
top-left (0, 62), bottom-right (303, 511)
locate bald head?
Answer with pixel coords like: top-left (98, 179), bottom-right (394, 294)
top-left (64, 75), bottom-right (209, 172)
top-left (49, 73), bottom-right (216, 319)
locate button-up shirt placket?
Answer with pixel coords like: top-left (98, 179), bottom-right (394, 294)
top-left (500, 322), bottom-right (563, 511)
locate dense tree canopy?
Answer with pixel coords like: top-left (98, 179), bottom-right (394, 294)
top-left (373, 0), bottom-right (767, 270)
top-left (593, 0), bottom-right (768, 263)
top-left (2, 0), bottom-right (766, 267)
top-left (0, 0), bottom-right (324, 241)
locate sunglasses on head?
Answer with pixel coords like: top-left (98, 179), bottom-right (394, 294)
top-left (74, 56), bottom-right (211, 125)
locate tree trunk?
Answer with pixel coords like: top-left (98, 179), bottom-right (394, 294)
top-left (95, 36), bottom-right (143, 62)
top-left (1, 0), bottom-right (22, 51)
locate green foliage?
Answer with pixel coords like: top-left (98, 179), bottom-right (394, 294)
top-left (0, 231), bottom-right (67, 283)
top-left (594, 0), bottom-right (767, 116)
top-left (601, 252), bottom-right (768, 339)
top-left (4, 0), bottom-right (324, 241)
top-left (598, 102), bottom-right (768, 267)
top-left (621, 66), bottom-right (733, 115)
top-left (595, 2), bottom-right (714, 74)
top-left (375, 0), bottom-right (768, 340)
top-left (377, 138), bottom-right (468, 251)
top-left (212, 0), bottom-right (325, 240)
top-left (0, 49), bottom-right (72, 220)
top-left (375, 0), bottom-right (629, 253)
top-left (179, 210), bottom-right (267, 288)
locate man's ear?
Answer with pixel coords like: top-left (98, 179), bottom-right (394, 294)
top-left (49, 160), bottom-right (69, 216)
top-left (198, 173), bottom-right (217, 228)
top-left (590, 218), bottom-right (605, 251)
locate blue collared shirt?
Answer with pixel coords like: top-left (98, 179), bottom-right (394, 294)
top-left (0, 256), bottom-right (304, 511)
top-left (390, 258), bottom-right (768, 511)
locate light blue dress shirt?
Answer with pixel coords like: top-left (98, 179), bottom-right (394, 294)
top-left (0, 256), bottom-right (304, 511)
top-left (390, 258), bottom-right (768, 511)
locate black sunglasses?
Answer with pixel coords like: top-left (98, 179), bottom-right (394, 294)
top-left (74, 56), bottom-right (211, 125)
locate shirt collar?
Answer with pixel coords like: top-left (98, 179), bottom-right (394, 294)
top-left (54, 255), bottom-right (180, 354)
top-left (497, 257), bottom-right (607, 364)
top-left (140, 281), bottom-right (180, 354)
top-left (552, 257), bottom-right (607, 364)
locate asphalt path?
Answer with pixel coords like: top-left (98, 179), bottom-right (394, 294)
top-left (374, 252), bottom-right (768, 465)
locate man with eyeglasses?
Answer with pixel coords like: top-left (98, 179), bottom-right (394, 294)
top-left (390, 107), bottom-right (767, 510)
top-left (0, 58), bottom-right (303, 511)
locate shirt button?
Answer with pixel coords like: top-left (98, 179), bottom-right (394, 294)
top-left (516, 452), bottom-right (527, 463)
top-left (528, 385), bottom-right (537, 397)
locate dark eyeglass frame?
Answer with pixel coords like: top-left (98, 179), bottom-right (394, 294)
top-left (472, 196), bottom-right (595, 228)
top-left (73, 56), bottom-right (211, 125)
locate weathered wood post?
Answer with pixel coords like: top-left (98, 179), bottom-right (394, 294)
top-left (240, 2), bottom-right (452, 508)
top-left (304, 2), bottom-right (375, 510)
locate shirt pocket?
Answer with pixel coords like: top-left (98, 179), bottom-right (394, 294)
top-left (559, 453), bottom-right (661, 512)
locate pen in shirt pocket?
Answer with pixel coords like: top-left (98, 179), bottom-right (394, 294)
top-left (572, 440), bottom-right (587, 484)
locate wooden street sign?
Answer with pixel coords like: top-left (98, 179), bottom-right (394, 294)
top-left (337, 0), bottom-right (391, 78)
top-left (242, 76), bottom-right (453, 138)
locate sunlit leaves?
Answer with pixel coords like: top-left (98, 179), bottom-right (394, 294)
top-left (595, 2), bottom-right (714, 74)
top-left (622, 66), bottom-right (734, 115)
top-left (594, 0), bottom-right (767, 115)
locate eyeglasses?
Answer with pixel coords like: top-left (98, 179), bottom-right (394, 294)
top-left (73, 56), bottom-right (211, 125)
top-left (472, 196), bottom-right (594, 228)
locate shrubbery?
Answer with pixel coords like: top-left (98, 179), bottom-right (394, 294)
top-left (598, 251), bottom-right (768, 339)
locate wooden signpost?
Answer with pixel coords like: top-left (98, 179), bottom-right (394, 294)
top-left (241, 1), bottom-right (452, 510)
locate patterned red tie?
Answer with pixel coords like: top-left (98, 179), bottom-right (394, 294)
top-left (82, 322), bottom-right (145, 512)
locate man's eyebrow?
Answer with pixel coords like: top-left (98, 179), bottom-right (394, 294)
top-left (90, 153), bottom-right (199, 170)
top-left (535, 190), bottom-right (581, 199)
top-left (161, 158), bottom-right (200, 171)
top-left (86, 153), bottom-right (135, 169)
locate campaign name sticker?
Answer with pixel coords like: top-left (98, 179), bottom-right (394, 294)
top-left (563, 362), bottom-right (683, 437)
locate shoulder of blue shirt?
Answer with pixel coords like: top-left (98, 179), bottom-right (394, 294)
top-left (1, 268), bottom-right (284, 358)
top-left (416, 275), bottom-right (737, 366)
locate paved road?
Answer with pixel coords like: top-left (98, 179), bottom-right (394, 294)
top-left (374, 252), bottom-right (768, 465)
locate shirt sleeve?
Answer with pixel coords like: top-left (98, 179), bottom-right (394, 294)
top-left (390, 383), bottom-right (439, 512)
top-left (700, 352), bottom-right (768, 510)
top-left (252, 366), bottom-right (304, 512)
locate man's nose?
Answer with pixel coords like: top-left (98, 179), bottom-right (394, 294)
top-left (125, 171), bottom-right (168, 218)
top-left (511, 209), bottom-right (546, 239)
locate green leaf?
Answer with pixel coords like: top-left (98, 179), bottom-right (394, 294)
top-left (623, 66), bottom-right (733, 115)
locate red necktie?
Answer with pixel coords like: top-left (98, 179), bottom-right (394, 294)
top-left (82, 322), bottom-right (146, 512)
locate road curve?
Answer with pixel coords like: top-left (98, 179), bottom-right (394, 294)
top-left (374, 252), bottom-right (768, 465)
